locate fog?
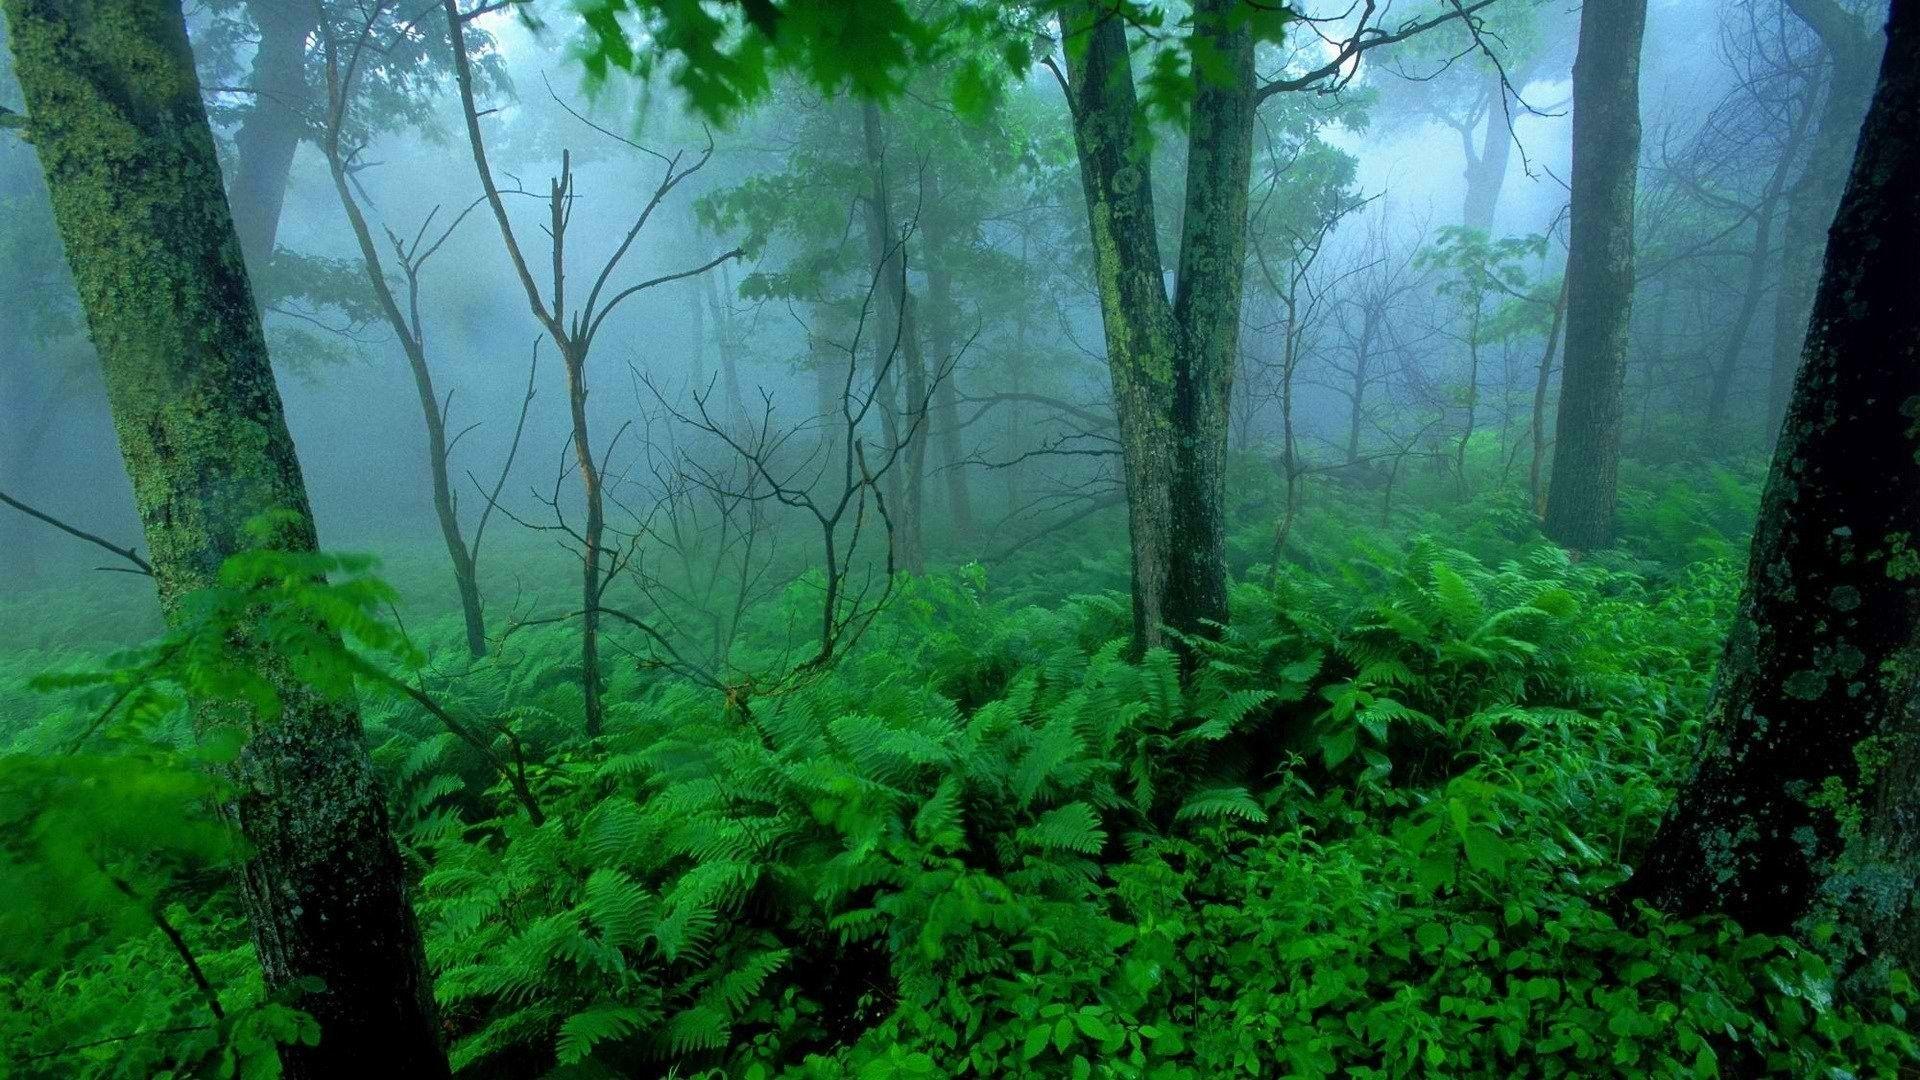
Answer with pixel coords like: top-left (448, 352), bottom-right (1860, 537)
top-left (0, 0), bottom-right (1874, 616)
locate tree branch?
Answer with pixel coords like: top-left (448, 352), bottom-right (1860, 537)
top-left (1, 490), bottom-right (153, 575)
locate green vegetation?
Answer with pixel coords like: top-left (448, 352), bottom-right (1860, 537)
top-left (5, 464), bottom-right (1912, 1077)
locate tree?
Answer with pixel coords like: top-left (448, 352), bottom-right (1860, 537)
top-left (859, 101), bottom-right (931, 573)
top-left (1053, 0), bottom-right (1497, 650)
top-left (447, 0), bottom-right (739, 737)
top-left (223, 0), bottom-right (315, 277)
top-left (0, 0), bottom-right (446, 1073)
top-left (1417, 227), bottom-right (1548, 495)
top-left (1374, 0), bottom-right (1572, 233)
top-left (1541, 0), bottom-right (1648, 550)
top-left (1625, 0), bottom-right (1919, 983)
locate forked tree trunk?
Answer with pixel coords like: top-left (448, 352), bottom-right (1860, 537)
top-left (0, 1), bottom-right (446, 1072)
top-left (1061, 0), bottom-right (1252, 649)
top-left (1625, 0), bottom-right (1920, 983)
top-left (1542, 0), bottom-right (1647, 550)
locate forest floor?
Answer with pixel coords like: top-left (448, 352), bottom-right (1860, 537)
top-left (3, 450), bottom-right (1915, 1077)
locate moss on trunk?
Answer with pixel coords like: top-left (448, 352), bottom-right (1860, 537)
top-left (1, 0), bottom-right (447, 1071)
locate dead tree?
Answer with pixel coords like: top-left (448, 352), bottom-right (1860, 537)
top-left (316, 4), bottom-right (533, 657)
top-left (448, 0), bottom-right (740, 736)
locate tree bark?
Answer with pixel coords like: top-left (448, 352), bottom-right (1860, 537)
top-left (227, 0), bottom-right (315, 281)
top-left (1625, 0), bottom-right (1920, 984)
top-left (1166, 0), bottom-right (1255, 639)
top-left (1542, 0), bottom-right (1647, 550)
top-left (0, 0), bottom-right (446, 1072)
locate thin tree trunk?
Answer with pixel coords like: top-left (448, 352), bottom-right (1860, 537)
top-left (1530, 277), bottom-right (1569, 516)
top-left (320, 100), bottom-right (488, 657)
top-left (1626, 0), bottom-right (1920, 983)
top-left (921, 171), bottom-right (974, 543)
top-left (564, 341), bottom-right (608, 738)
top-left (1456, 301), bottom-right (1481, 494)
top-left (859, 102), bottom-right (926, 574)
top-left (686, 273), bottom-right (708, 389)
top-left (703, 265), bottom-right (750, 426)
top-left (1542, 0), bottom-right (1648, 550)
top-left (1344, 316), bottom-right (1376, 466)
top-left (0, 1), bottom-right (446, 1072)
top-left (227, 0), bottom-right (315, 281)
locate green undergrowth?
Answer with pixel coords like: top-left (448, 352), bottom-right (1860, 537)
top-left (2, 467), bottom-right (1912, 1077)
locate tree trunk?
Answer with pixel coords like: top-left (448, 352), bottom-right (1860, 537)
top-left (1061, 1), bottom-right (1178, 649)
top-left (0, 1), bottom-right (446, 1072)
top-left (1542, 0), bottom-right (1647, 550)
top-left (564, 341), bottom-right (608, 738)
top-left (921, 171), bottom-right (974, 544)
top-left (859, 102), bottom-right (926, 574)
top-left (227, 0), bottom-right (315, 281)
top-left (1530, 277), bottom-right (1569, 517)
top-left (1061, 0), bottom-right (1251, 649)
top-left (322, 115), bottom-right (488, 658)
top-left (702, 265), bottom-right (750, 426)
top-left (1344, 313), bottom-right (1377, 466)
top-left (1625, 0), bottom-right (1920, 985)
top-left (1166, 0), bottom-right (1255, 639)
top-left (811, 325), bottom-right (842, 463)
top-left (1461, 77), bottom-right (1514, 233)
top-left (1456, 301), bottom-right (1481, 494)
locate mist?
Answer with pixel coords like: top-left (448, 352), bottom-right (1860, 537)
top-left (2, 0), bottom-right (1911, 1072)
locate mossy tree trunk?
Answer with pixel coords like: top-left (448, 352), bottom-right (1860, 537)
top-left (0, 1), bottom-right (446, 1073)
top-left (1061, 0), bottom-right (1252, 650)
top-left (1541, 0), bottom-right (1647, 551)
top-left (1625, 0), bottom-right (1920, 984)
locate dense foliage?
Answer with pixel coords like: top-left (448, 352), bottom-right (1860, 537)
top-left (2, 464), bottom-right (1912, 1077)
